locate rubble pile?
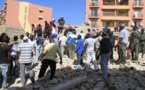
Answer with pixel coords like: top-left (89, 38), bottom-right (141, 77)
top-left (6, 54), bottom-right (145, 90)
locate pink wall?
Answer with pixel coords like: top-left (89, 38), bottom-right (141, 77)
top-left (28, 4), bottom-right (52, 30)
top-left (6, 0), bottom-right (21, 27)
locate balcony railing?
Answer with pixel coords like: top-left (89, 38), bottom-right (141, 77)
top-left (133, 2), bottom-right (143, 6)
top-left (90, 2), bottom-right (100, 7)
top-left (133, 14), bottom-right (143, 19)
top-left (103, 12), bottom-right (115, 16)
top-left (89, 14), bottom-right (99, 18)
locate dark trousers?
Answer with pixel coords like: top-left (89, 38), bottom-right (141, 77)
top-left (110, 49), bottom-right (114, 59)
top-left (38, 59), bottom-right (56, 80)
top-left (9, 56), bottom-right (16, 75)
top-left (58, 27), bottom-right (63, 34)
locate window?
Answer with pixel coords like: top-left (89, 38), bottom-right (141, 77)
top-left (23, 22), bottom-right (26, 28)
top-left (25, 6), bottom-right (27, 13)
top-left (24, 14), bottom-right (27, 21)
top-left (91, 10), bottom-right (98, 16)
top-left (134, 10), bottom-right (142, 17)
top-left (91, 0), bottom-right (98, 5)
top-left (91, 20), bottom-right (97, 28)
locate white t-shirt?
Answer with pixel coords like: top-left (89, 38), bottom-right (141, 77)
top-left (28, 39), bottom-right (36, 53)
top-left (11, 43), bottom-right (18, 56)
top-left (95, 36), bottom-right (102, 49)
top-left (119, 29), bottom-right (129, 44)
top-left (79, 33), bottom-right (85, 40)
top-left (59, 36), bottom-right (67, 46)
top-left (85, 38), bottom-right (96, 52)
top-left (54, 38), bottom-right (59, 46)
top-left (44, 39), bottom-right (50, 46)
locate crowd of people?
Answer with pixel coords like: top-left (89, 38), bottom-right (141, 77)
top-left (0, 16), bottom-right (145, 89)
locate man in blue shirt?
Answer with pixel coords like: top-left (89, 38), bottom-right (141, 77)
top-left (36, 33), bottom-right (44, 63)
top-left (75, 35), bottom-right (84, 65)
top-left (66, 32), bottom-right (77, 60)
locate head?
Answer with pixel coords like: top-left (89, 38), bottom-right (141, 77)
top-left (26, 32), bottom-right (29, 37)
top-left (119, 23), bottom-right (125, 30)
top-left (80, 31), bottom-right (83, 33)
top-left (88, 28), bottom-right (91, 32)
top-left (13, 36), bottom-right (18, 41)
top-left (3, 36), bottom-right (10, 43)
top-left (0, 33), bottom-right (7, 42)
top-left (29, 34), bottom-right (34, 41)
top-left (102, 32), bottom-right (108, 37)
top-left (38, 33), bottom-right (42, 37)
top-left (38, 24), bottom-right (42, 28)
top-left (77, 35), bottom-right (81, 40)
top-left (60, 16), bottom-right (64, 19)
top-left (133, 26), bottom-right (138, 31)
top-left (109, 31), bottom-right (113, 36)
top-left (32, 24), bottom-right (35, 28)
top-left (23, 36), bottom-right (28, 42)
top-left (20, 34), bottom-right (24, 40)
top-left (85, 33), bottom-right (91, 38)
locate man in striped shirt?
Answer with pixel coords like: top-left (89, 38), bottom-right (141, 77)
top-left (17, 36), bottom-right (35, 86)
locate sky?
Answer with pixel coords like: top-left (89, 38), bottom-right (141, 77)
top-left (0, 0), bottom-right (85, 25)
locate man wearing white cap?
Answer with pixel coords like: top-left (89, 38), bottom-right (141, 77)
top-left (17, 36), bottom-right (35, 85)
top-left (118, 24), bottom-right (129, 64)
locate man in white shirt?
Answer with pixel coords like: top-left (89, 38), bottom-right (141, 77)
top-left (59, 34), bottom-right (67, 57)
top-left (84, 33), bottom-right (98, 71)
top-left (79, 31), bottom-right (85, 40)
top-left (118, 24), bottom-right (129, 64)
top-left (18, 36), bottom-right (35, 86)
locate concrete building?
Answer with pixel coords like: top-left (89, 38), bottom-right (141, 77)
top-left (0, 0), bottom-right (52, 33)
top-left (86, 0), bottom-right (145, 31)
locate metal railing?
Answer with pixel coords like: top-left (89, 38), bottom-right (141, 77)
top-left (133, 2), bottom-right (143, 6)
top-left (133, 14), bottom-right (143, 18)
top-left (90, 14), bottom-right (99, 18)
top-left (90, 2), bottom-right (100, 6)
top-left (103, 12), bottom-right (115, 16)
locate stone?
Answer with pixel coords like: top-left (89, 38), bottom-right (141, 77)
top-left (93, 82), bottom-right (105, 90)
top-left (50, 76), bottom-right (87, 90)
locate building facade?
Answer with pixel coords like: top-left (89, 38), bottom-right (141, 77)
top-left (0, 0), bottom-right (52, 33)
top-left (86, 0), bottom-right (145, 31)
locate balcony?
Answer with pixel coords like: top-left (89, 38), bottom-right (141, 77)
top-left (102, 5), bottom-right (130, 9)
top-left (102, 15), bottom-right (129, 20)
top-left (133, 3), bottom-right (143, 8)
top-left (89, 14), bottom-right (99, 19)
top-left (90, 3), bottom-right (100, 8)
top-left (133, 14), bottom-right (143, 19)
top-left (102, 1), bottom-right (129, 9)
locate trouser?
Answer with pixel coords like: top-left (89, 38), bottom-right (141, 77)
top-left (77, 54), bottom-right (83, 65)
top-left (119, 42), bottom-right (127, 61)
top-left (60, 45), bottom-right (66, 57)
top-left (95, 48), bottom-right (100, 60)
top-left (20, 63), bottom-right (35, 85)
top-left (129, 43), bottom-right (139, 60)
top-left (0, 64), bottom-right (8, 88)
top-left (100, 53), bottom-right (110, 80)
top-left (110, 49), bottom-right (114, 59)
top-left (68, 43), bottom-right (75, 59)
top-left (10, 55), bottom-right (16, 75)
top-left (38, 59), bottom-right (56, 80)
top-left (84, 51), bottom-right (97, 70)
top-left (58, 27), bottom-right (63, 34)
top-left (140, 42), bottom-right (145, 58)
top-left (36, 45), bottom-right (43, 62)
